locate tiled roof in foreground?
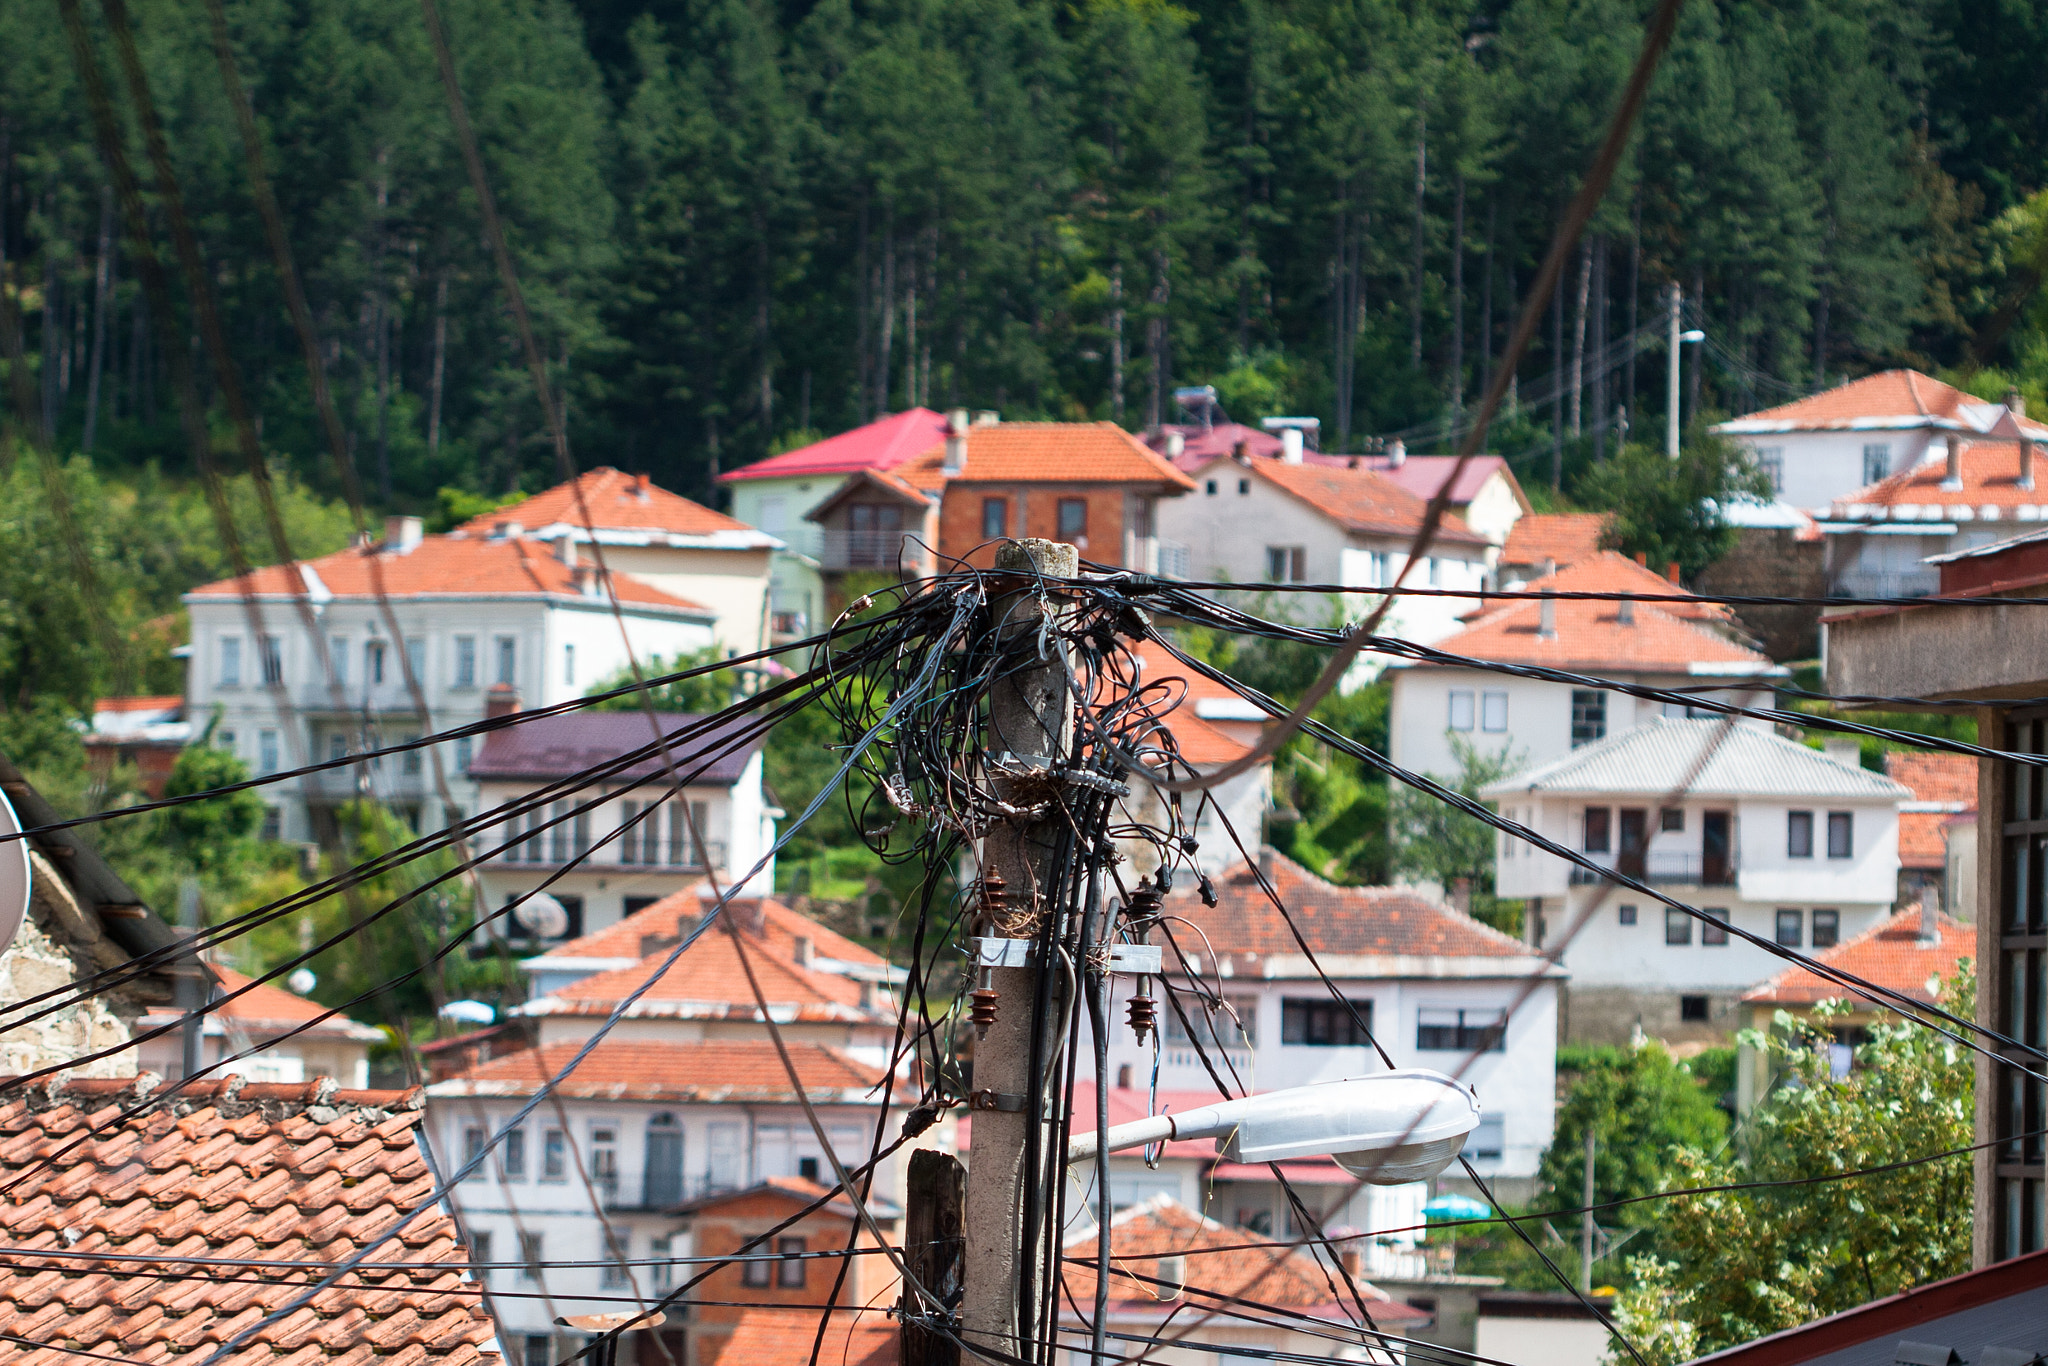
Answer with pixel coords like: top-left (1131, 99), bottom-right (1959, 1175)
top-left (0, 1074), bottom-right (497, 1366)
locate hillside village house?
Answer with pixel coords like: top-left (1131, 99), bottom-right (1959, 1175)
top-left (183, 515), bottom-right (716, 844)
top-left (462, 468), bottom-right (782, 653)
top-left (1157, 447), bottom-right (1494, 653)
top-left (1484, 719), bottom-right (1910, 1044)
top-left (468, 709), bottom-right (779, 942)
top-left (719, 407), bottom-right (950, 641)
top-left (1886, 750), bottom-right (1978, 916)
top-left (136, 965), bottom-right (383, 1086)
top-left (1494, 512), bottom-right (1610, 585)
top-left (803, 414), bottom-right (1195, 586)
top-left (1070, 850), bottom-right (1561, 1216)
top-left (1111, 639), bottom-right (1271, 875)
top-left (1823, 525), bottom-right (2048, 1265)
top-left (1387, 551), bottom-right (1784, 784)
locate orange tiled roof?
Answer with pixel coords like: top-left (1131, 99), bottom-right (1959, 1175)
top-left (1725, 369), bottom-right (2048, 435)
top-left (1239, 460), bottom-right (1487, 545)
top-left (141, 968), bottom-right (383, 1043)
top-left (1164, 851), bottom-right (1540, 963)
top-left (705, 1308), bottom-right (894, 1366)
top-left (430, 1039), bottom-right (882, 1102)
top-left (93, 696), bottom-right (185, 713)
top-left (1885, 752), bottom-right (1976, 870)
top-left (462, 467), bottom-right (762, 540)
top-left (1087, 641), bottom-right (1259, 768)
top-left (1058, 1196), bottom-right (1428, 1321)
top-left (1834, 439), bottom-right (2048, 513)
top-left (186, 535), bottom-right (710, 614)
top-left (892, 423), bottom-right (1197, 491)
top-left (0, 1075), bottom-right (497, 1366)
top-left (1426, 553), bottom-right (1771, 675)
top-left (1500, 513), bottom-right (1612, 570)
top-left (1742, 906), bottom-right (1972, 1007)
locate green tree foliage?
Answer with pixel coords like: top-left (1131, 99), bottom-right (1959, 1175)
top-left (159, 738), bottom-right (265, 875)
top-left (584, 648), bottom-right (746, 714)
top-left (1609, 971), bottom-right (1975, 1362)
top-left (1573, 435), bottom-right (1772, 580)
top-left (1388, 733), bottom-right (1521, 915)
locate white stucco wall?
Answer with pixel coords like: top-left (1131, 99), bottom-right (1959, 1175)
top-left (1726, 428), bottom-right (1940, 512)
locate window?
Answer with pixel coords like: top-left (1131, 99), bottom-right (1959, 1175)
top-left (588, 1126), bottom-right (620, 1204)
top-left (367, 639), bottom-right (386, 684)
top-left (776, 1236), bottom-right (807, 1288)
top-left (1828, 811), bottom-right (1854, 859)
top-left (329, 734), bottom-right (348, 764)
top-left (650, 1237), bottom-right (674, 1291)
top-left (1570, 690), bottom-right (1607, 747)
top-left (541, 1128), bottom-right (566, 1180)
top-left (503, 1127), bottom-right (526, 1179)
top-left (329, 636), bottom-right (348, 684)
top-left (495, 636), bottom-right (517, 686)
top-left (220, 635), bottom-right (243, 686)
top-left (1280, 998), bottom-right (1374, 1046)
top-left (455, 737), bottom-right (473, 774)
top-left (620, 801), bottom-right (641, 864)
top-left (564, 644), bottom-right (576, 686)
top-left (518, 1232), bottom-right (543, 1282)
top-left (1205, 479), bottom-right (1218, 495)
top-left (1057, 498), bottom-right (1087, 539)
top-left (462, 1125), bottom-right (486, 1178)
top-left (1666, 908), bottom-right (1692, 945)
top-left (260, 807), bottom-right (281, 841)
top-left (260, 635), bottom-right (284, 685)
top-left (1787, 810), bottom-right (1815, 858)
top-left (1863, 443), bottom-right (1891, 486)
top-left (454, 636), bottom-right (477, 687)
top-left (1265, 546), bottom-right (1306, 583)
top-left (217, 730), bottom-right (236, 751)
top-left (523, 1336), bottom-right (550, 1366)
top-left (259, 730), bottom-right (280, 776)
top-left (644, 1113), bottom-right (684, 1209)
top-left (1448, 690), bottom-right (1475, 732)
top-left (602, 1231), bottom-right (630, 1288)
top-left (1165, 994), bottom-right (1257, 1049)
top-left (1426, 556), bottom-right (1440, 586)
top-left (1775, 909), bottom-right (1803, 947)
top-left (1679, 995), bottom-right (1710, 1022)
top-left (1756, 446), bottom-right (1784, 492)
top-left (707, 1121), bottom-right (744, 1191)
top-left (1812, 909), bottom-right (1840, 948)
top-left (742, 1249), bottom-right (772, 1288)
top-left (1660, 807), bottom-right (1685, 832)
top-left (981, 497), bottom-right (1008, 540)
top-left (1238, 478), bottom-right (1250, 495)
top-left (1618, 904), bottom-right (1637, 925)
top-left (406, 637), bottom-right (426, 684)
top-left (1702, 907), bottom-right (1729, 946)
top-left (1480, 691), bottom-right (1508, 732)
top-left (401, 734), bottom-right (421, 775)
top-left (1582, 807), bottom-right (1611, 854)
top-left (467, 1230), bottom-right (491, 1281)
top-left (1460, 1114), bottom-right (1506, 1160)
top-left (798, 1156), bottom-right (820, 1182)
top-left (1416, 1008), bottom-right (1507, 1052)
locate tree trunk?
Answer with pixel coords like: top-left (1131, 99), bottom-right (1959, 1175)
top-left (1109, 260), bottom-right (1125, 424)
top-left (41, 207), bottom-right (58, 444)
top-left (755, 208), bottom-right (773, 428)
top-left (874, 210), bottom-right (895, 418)
top-left (375, 292), bottom-right (392, 499)
top-left (1550, 264), bottom-right (1563, 489)
top-left (83, 185), bottom-right (112, 452)
top-left (428, 272), bottom-right (447, 453)
top-left (1449, 172), bottom-right (1465, 424)
top-left (1813, 280), bottom-right (1831, 392)
top-left (1686, 265), bottom-right (1704, 428)
top-left (1592, 238), bottom-right (1608, 461)
top-left (1410, 110), bottom-right (1427, 368)
top-left (855, 192), bottom-right (871, 423)
top-left (1569, 238), bottom-right (1590, 438)
top-left (1479, 197), bottom-right (1495, 402)
top-left (799, 368), bottom-right (811, 433)
top-left (1331, 192), bottom-right (1351, 448)
top-left (1624, 200), bottom-right (1641, 425)
top-left (1146, 247), bottom-right (1170, 431)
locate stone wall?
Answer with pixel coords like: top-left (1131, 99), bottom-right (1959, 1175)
top-left (1561, 984), bottom-right (1743, 1049)
top-left (1695, 525), bottom-right (1827, 661)
top-left (0, 851), bottom-right (138, 1077)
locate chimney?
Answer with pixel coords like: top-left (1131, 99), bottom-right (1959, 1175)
top-left (1116, 1063), bottom-right (1133, 1090)
top-left (1281, 428), bottom-right (1305, 463)
top-left (1617, 597), bottom-right (1635, 626)
top-left (1540, 556), bottom-right (1556, 578)
top-left (1339, 1245), bottom-right (1361, 1282)
top-left (1942, 431), bottom-right (1964, 490)
top-left (575, 563), bottom-right (601, 597)
top-left (1451, 877), bottom-right (1471, 916)
top-left (485, 683), bottom-right (521, 719)
top-left (384, 515), bottom-right (424, 553)
top-left (1233, 440), bottom-right (1252, 465)
top-left (2008, 386), bottom-right (2027, 419)
top-left (944, 408), bottom-right (969, 476)
top-left (2023, 437), bottom-right (2036, 492)
top-left (792, 936), bottom-right (813, 968)
top-left (1387, 438), bottom-right (1407, 468)
top-left (1919, 895), bottom-right (1940, 945)
top-left (491, 520), bottom-right (523, 541)
top-left (1634, 551), bottom-right (1648, 567)
top-left (1665, 561), bottom-right (1681, 584)
top-left (1538, 597), bottom-right (1556, 638)
top-left (1258, 845), bottom-right (1275, 882)
top-left (555, 536), bottom-right (577, 567)
top-left (973, 410), bottom-right (1000, 426)
top-left (1348, 456), bottom-right (1361, 469)
top-left (1165, 430), bottom-right (1185, 458)
top-left (633, 471), bottom-right (651, 500)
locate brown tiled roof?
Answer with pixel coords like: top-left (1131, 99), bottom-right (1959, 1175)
top-left (1885, 752), bottom-right (1977, 870)
top-left (1835, 439), bottom-right (2048, 512)
top-left (1500, 513), bottom-right (1612, 569)
top-left (892, 423), bottom-right (1196, 491)
top-left (1231, 460), bottom-right (1487, 545)
top-left (704, 1308), bottom-right (893, 1366)
top-left (1057, 1196), bottom-right (1428, 1321)
top-left (1742, 907), bottom-right (1971, 1007)
top-left (464, 467), bottom-right (758, 539)
top-left (187, 536), bottom-right (708, 614)
top-left (430, 1039), bottom-right (881, 1102)
top-left (1162, 851), bottom-right (1538, 963)
top-left (0, 1075), bottom-right (497, 1366)
top-left (1426, 553), bottom-right (1771, 675)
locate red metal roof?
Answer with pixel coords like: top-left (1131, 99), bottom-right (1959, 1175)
top-left (1155, 422), bottom-right (1285, 465)
top-left (431, 1039), bottom-right (882, 1101)
top-left (1338, 454), bottom-right (1521, 509)
top-left (718, 409), bottom-right (949, 484)
top-left (462, 467), bottom-right (757, 539)
top-left (186, 536), bottom-right (709, 614)
top-left (1741, 905), bottom-right (1972, 1007)
top-left (0, 1076), bottom-right (497, 1366)
top-left (1500, 513), bottom-right (1612, 569)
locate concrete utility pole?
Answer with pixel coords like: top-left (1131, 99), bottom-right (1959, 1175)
top-left (961, 538), bottom-right (1078, 1365)
top-left (1666, 282), bottom-right (1683, 459)
top-left (1580, 1127), bottom-right (1597, 1292)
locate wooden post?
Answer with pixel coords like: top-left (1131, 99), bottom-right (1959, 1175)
top-left (901, 1148), bottom-right (966, 1366)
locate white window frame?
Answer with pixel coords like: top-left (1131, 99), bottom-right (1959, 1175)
top-left (1447, 690), bottom-right (1475, 732)
top-left (1480, 690), bottom-right (1508, 732)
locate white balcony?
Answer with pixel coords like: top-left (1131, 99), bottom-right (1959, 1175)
top-left (816, 530), bottom-right (918, 573)
top-left (1830, 569), bottom-right (1940, 600)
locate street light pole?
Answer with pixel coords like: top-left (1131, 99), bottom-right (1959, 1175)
top-left (960, 537), bottom-right (1078, 1365)
top-left (1666, 282), bottom-right (1683, 459)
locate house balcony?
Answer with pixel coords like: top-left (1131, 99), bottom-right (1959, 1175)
top-left (1569, 851), bottom-right (1737, 887)
top-left (491, 841), bottom-right (726, 874)
top-left (1831, 569), bottom-right (1940, 601)
top-left (301, 766), bottom-right (436, 805)
top-left (1155, 539), bottom-right (1191, 579)
top-left (817, 530), bottom-right (919, 573)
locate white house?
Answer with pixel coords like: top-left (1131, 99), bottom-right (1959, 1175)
top-left (1484, 718), bottom-right (1911, 1045)
top-left (1071, 850), bottom-right (1561, 1216)
top-left (464, 468), bottom-right (782, 653)
top-left (468, 709), bottom-right (779, 941)
top-left (135, 965), bottom-right (382, 1086)
top-left (1157, 449), bottom-right (1493, 653)
top-left (182, 517), bottom-right (716, 844)
top-left (1386, 551), bottom-right (1785, 784)
top-left (1712, 368), bottom-right (2048, 515)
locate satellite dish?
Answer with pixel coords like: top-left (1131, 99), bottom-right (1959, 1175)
top-left (440, 999), bottom-right (497, 1025)
top-left (0, 790), bottom-right (29, 957)
top-left (514, 893), bottom-right (569, 940)
top-left (287, 967), bottom-right (318, 995)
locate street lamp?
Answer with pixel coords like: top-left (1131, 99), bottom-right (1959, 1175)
top-left (1066, 1069), bottom-right (1480, 1185)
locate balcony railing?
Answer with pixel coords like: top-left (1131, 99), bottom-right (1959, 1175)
top-left (495, 840), bottom-right (726, 872)
top-left (1832, 569), bottom-right (1940, 601)
top-left (302, 766), bottom-right (434, 803)
top-left (817, 530), bottom-right (918, 572)
top-left (1156, 539), bottom-right (1191, 579)
top-left (1570, 852), bottom-right (1736, 886)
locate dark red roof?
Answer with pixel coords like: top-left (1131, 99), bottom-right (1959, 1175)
top-left (1154, 422), bottom-right (1285, 464)
top-left (468, 711), bottom-right (764, 786)
top-left (0, 1076), bottom-right (497, 1366)
top-left (1338, 454), bottom-right (1521, 508)
top-left (719, 409), bottom-right (949, 483)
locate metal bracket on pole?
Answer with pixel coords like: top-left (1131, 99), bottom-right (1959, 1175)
top-left (970, 938), bottom-right (1161, 974)
top-left (968, 1090), bottom-right (1029, 1113)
